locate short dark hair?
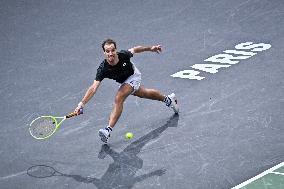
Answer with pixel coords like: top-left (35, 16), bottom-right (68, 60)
top-left (101, 39), bottom-right (117, 51)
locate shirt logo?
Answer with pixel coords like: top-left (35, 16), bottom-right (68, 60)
top-left (123, 63), bottom-right (127, 66)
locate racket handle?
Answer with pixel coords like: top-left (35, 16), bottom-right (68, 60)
top-left (66, 108), bottom-right (83, 118)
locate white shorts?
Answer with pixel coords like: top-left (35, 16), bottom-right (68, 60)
top-left (120, 64), bottom-right (141, 94)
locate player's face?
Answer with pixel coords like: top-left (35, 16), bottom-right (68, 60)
top-left (104, 43), bottom-right (118, 65)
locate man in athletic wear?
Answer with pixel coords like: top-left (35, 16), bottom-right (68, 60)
top-left (74, 39), bottom-right (179, 143)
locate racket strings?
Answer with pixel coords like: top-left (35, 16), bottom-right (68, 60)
top-left (29, 117), bottom-right (56, 139)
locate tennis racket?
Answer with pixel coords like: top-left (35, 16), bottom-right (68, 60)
top-left (29, 108), bottom-right (83, 140)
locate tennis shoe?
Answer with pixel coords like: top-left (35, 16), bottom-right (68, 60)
top-left (167, 93), bottom-right (179, 114)
top-left (98, 128), bottom-right (110, 143)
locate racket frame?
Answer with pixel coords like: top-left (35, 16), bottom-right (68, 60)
top-left (29, 109), bottom-right (82, 140)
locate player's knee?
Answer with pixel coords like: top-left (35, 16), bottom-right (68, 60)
top-left (114, 94), bottom-right (126, 105)
top-left (144, 89), bottom-right (155, 98)
top-left (137, 89), bottom-right (148, 98)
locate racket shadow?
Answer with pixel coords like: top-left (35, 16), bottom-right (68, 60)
top-left (27, 114), bottom-right (179, 188)
top-left (26, 164), bottom-right (94, 183)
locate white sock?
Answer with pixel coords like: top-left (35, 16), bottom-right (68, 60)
top-left (105, 126), bottom-right (112, 132)
top-left (163, 96), bottom-right (172, 106)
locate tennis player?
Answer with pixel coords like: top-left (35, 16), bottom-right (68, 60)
top-left (74, 39), bottom-right (179, 143)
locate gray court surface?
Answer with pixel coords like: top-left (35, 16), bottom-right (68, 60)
top-left (1, 0), bottom-right (283, 189)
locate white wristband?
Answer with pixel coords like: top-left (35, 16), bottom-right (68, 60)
top-left (78, 101), bottom-right (84, 108)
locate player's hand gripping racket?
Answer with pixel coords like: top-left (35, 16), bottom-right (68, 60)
top-left (29, 108), bottom-right (83, 140)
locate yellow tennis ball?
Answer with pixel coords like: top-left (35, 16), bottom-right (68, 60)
top-left (125, 132), bottom-right (133, 139)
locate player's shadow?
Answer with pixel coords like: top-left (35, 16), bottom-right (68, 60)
top-left (27, 114), bottom-right (179, 189)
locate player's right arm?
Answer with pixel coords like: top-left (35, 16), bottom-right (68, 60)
top-left (74, 80), bottom-right (101, 114)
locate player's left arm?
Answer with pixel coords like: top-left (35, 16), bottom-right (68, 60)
top-left (128, 45), bottom-right (162, 54)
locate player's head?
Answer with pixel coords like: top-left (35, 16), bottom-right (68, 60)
top-left (102, 39), bottom-right (118, 64)
top-left (102, 38), bottom-right (117, 51)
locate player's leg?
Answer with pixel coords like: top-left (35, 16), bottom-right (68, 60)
top-left (133, 86), bottom-right (179, 114)
top-left (99, 83), bottom-right (133, 143)
top-left (109, 83), bottom-right (133, 127)
top-left (132, 86), bottom-right (165, 101)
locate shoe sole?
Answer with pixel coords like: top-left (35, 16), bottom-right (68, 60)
top-left (98, 131), bottom-right (109, 143)
top-left (172, 107), bottom-right (179, 114)
top-left (171, 98), bottom-right (179, 114)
